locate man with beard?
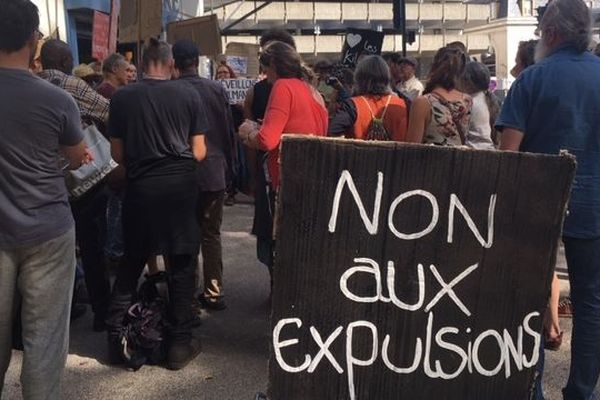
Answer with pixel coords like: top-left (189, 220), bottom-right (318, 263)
top-left (497, 1), bottom-right (600, 399)
top-left (0, 0), bottom-right (90, 397)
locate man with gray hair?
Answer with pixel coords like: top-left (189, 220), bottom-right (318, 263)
top-left (497, 1), bottom-right (600, 399)
top-left (96, 53), bottom-right (129, 99)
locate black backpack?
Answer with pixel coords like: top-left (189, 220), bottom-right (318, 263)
top-left (361, 95), bottom-right (393, 141)
top-left (118, 272), bottom-right (169, 371)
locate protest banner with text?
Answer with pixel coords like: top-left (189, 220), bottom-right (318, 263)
top-left (269, 137), bottom-right (575, 400)
top-left (221, 78), bottom-right (258, 104)
top-left (340, 29), bottom-right (385, 68)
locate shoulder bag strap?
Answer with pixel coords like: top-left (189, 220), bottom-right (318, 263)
top-left (379, 95), bottom-right (393, 120)
top-left (360, 96), bottom-right (376, 119)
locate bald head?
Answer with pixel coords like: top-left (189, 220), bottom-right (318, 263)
top-left (40, 39), bottom-right (73, 74)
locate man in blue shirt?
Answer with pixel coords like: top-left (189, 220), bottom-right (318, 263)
top-left (498, 1), bottom-right (600, 399)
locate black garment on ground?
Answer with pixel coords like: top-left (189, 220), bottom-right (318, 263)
top-left (107, 252), bottom-right (198, 346)
top-left (108, 79), bottom-right (209, 180)
top-left (179, 74), bottom-right (235, 192)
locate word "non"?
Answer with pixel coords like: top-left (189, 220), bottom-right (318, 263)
top-left (328, 170), bottom-right (497, 248)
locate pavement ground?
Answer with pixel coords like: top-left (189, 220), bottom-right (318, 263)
top-left (0, 201), bottom-right (592, 400)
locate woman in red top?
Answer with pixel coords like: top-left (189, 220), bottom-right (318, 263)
top-left (238, 41), bottom-right (329, 189)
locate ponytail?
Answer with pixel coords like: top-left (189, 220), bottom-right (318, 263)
top-left (142, 38), bottom-right (171, 67)
top-left (424, 46), bottom-right (467, 94)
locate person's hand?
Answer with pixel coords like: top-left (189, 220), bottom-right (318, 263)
top-left (239, 120), bottom-right (262, 149)
top-left (82, 147), bottom-right (94, 165)
top-left (239, 119), bottom-right (257, 137)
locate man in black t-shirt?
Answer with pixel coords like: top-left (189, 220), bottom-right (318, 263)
top-left (107, 38), bottom-right (208, 371)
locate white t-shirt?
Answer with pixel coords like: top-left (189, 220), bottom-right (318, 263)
top-left (466, 91), bottom-right (495, 150)
top-left (397, 76), bottom-right (424, 100)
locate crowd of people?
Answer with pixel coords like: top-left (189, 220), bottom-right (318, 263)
top-left (1, 0), bottom-right (600, 399)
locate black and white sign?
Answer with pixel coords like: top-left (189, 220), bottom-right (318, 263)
top-left (340, 29), bottom-right (385, 68)
top-left (220, 78), bottom-right (258, 104)
top-left (268, 137), bottom-right (575, 400)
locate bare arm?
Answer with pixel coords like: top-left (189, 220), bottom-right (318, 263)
top-left (110, 138), bottom-right (125, 165)
top-left (190, 134), bottom-right (207, 162)
top-left (61, 141), bottom-right (91, 170)
top-left (498, 128), bottom-right (524, 151)
top-left (405, 96), bottom-right (431, 143)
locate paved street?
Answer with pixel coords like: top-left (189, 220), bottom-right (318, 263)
top-left (0, 201), bottom-right (593, 400)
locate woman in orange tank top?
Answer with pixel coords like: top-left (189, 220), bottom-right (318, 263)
top-left (328, 55), bottom-right (409, 141)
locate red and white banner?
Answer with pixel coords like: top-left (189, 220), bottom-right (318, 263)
top-left (108, 0), bottom-right (120, 54)
top-left (92, 11), bottom-right (110, 61)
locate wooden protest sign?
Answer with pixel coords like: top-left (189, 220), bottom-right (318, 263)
top-left (167, 14), bottom-right (222, 56)
top-left (226, 55), bottom-right (249, 76)
top-left (269, 137), bottom-right (575, 400)
top-left (220, 78), bottom-right (258, 104)
top-left (341, 29), bottom-right (385, 68)
top-left (119, 0), bottom-right (162, 43)
top-left (226, 42), bottom-right (261, 78)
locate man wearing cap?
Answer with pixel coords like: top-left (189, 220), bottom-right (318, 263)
top-left (398, 57), bottom-right (424, 100)
top-left (172, 39), bottom-right (235, 311)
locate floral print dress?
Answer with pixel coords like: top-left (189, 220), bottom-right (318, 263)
top-left (423, 92), bottom-right (472, 146)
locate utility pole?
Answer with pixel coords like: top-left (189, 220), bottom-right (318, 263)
top-left (136, 0), bottom-right (142, 80)
top-left (393, 0), bottom-right (407, 56)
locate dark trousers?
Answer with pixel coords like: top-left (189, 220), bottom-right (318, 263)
top-left (534, 337), bottom-right (546, 400)
top-left (71, 185), bottom-right (111, 318)
top-left (252, 152), bottom-right (276, 270)
top-left (106, 253), bottom-right (197, 344)
top-left (562, 236), bottom-right (600, 400)
top-left (197, 190), bottom-right (225, 299)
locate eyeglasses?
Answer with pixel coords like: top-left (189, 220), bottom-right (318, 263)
top-left (35, 29), bottom-right (44, 40)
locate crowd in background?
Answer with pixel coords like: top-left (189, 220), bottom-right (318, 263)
top-left (2, 0), bottom-right (600, 399)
